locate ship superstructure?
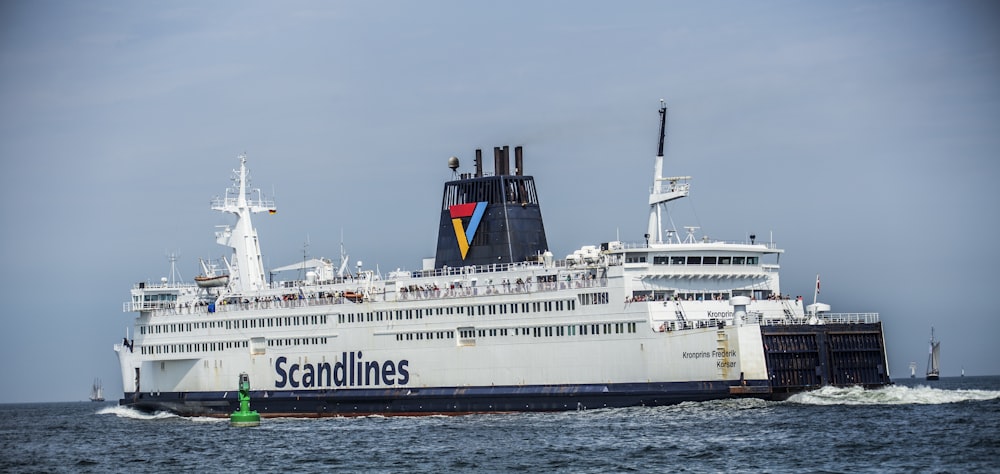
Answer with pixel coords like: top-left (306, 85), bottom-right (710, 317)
top-left (115, 104), bottom-right (891, 416)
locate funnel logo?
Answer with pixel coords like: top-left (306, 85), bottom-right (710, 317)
top-left (449, 201), bottom-right (488, 259)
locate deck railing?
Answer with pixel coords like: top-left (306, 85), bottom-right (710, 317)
top-left (756, 312), bottom-right (880, 325)
top-left (124, 278), bottom-right (611, 316)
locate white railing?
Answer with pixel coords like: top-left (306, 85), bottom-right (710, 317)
top-left (814, 312), bottom-right (880, 324)
top-left (395, 278), bottom-right (608, 302)
top-left (124, 278), bottom-right (611, 316)
top-left (619, 240), bottom-right (779, 250)
top-left (755, 312), bottom-right (880, 325)
top-left (653, 312), bottom-right (881, 333)
top-left (130, 281), bottom-right (196, 290)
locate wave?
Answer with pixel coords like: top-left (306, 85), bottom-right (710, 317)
top-left (95, 405), bottom-right (224, 422)
top-left (788, 384), bottom-right (1000, 406)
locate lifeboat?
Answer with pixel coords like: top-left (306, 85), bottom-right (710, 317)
top-left (194, 274), bottom-right (230, 288)
top-left (342, 291), bottom-right (364, 303)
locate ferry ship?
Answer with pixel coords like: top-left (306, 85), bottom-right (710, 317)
top-left (115, 103), bottom-right (891, 416)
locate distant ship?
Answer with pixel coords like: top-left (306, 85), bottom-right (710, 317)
top-left (114, 102), bottom-right (893, 417)
top-left (90, 378), bottom-right (105, 402)
top-left (926, 327), bottom-right (940, 381)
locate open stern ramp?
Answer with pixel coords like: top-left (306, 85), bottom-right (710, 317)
top-left (761, 321), bottom-right (890, 393)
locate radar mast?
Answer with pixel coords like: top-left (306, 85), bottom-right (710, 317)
top-left (646, 100), bottom-right (691, 244)
top-left (211, 154), bottom-right (276, 293)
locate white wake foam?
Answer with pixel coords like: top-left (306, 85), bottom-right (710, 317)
top-left (95, 405), bottom-right (224, 422)
top-left (788, 384), bottom-right (1000, 406)
top-left (96, 405), bottom-right (178, 420)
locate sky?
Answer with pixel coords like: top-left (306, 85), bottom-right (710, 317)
top-left (1, 1), bottom-right (998, 403)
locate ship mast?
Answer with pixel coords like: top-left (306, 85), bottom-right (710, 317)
top-left (212, 154), bottom-right (276, 294)
top-left (646, 100), bottom-right (691, 244)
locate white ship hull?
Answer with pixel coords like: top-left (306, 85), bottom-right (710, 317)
top-left (115, 263), bottom-right (885, 415)
top-left (115, 108), bottom-right (890, 416)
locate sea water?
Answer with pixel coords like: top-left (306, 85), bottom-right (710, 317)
top-left (1, 376), bottom-right (997, 473)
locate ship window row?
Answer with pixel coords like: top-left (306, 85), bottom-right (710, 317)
top-left (339, 299), bottom-right (579, 325)
top-left (651, 256), bottom-right (760, 265)
top-left (393, 322), bottom-right (638, 342)
top-left (141, 340), bottom-right (249, 355)
top-left (141, 336), bottom-right (332, 355)
top-left (578, 292), bottom-right (609, 305)
top-left (140, 293), bottom-right (177, 303)
top-left (140, 314), bottom-right (329, 335)
top-left (630, 290), bottom-right (782, 302)
top-left (267, 337), bottom-right (330, 347)
top-left (395, 331), bottom-right (457, 341)
top-left (341, 307), bottom-right (443, 323)
top-left (525, 322), bottom-right (638, 337)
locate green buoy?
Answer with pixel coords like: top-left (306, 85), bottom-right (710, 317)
top-left (230, 372), bottom-right (261, 427)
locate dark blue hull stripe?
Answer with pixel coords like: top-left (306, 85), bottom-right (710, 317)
top-left (120, 381), bottom-right (778, 416)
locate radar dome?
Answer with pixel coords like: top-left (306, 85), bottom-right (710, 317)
top-left (448, 156), bottom-right (460, 171)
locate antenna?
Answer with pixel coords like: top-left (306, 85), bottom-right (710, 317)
top-left (301, 235), bottom-right (310, 281)
top-left (338, 229), bottom-right (350, 278)
top-left (657, 99), bottom-right (667, 157)
top-left (166, 250), bottom-right (183, 285)
top-left (683, 226), bottom-right (699, 243)
top-left (647, 99), bottom-right (689, 245)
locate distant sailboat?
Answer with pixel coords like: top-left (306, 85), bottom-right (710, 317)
top-left (90, 378), bottom-right (105, 402)
top-left (909, 361), bottom-right (916, 379)
top-left (926, 327), bottom-right (940, 381)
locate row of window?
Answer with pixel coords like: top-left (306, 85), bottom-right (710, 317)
top-left (267, 337), bottom-right (330, 348)
top-left (140, 314), bottom-right (330, 335)
top-left (396, 331), bottom-right (457, 341)
top-left (652, 256), bottom-right (760, 265)
top-left (141, 291), bottom-right (615, 339)
top-left (396, 322), bottom-right (639, 342)
top-left (139, 319), bottom-right (641, 355)
top-left (579, 292), bottom-right (610, 305)
top-left (141, 292), bottom-right (616, 336)
top-left (140, 293), bottom-right (177, 303)
top-left (141, 340), bottom-right (249, 355)
top-left (339, 295), bottom-right (601, 325)
top-left (142, 335), bottom-right (334, 356)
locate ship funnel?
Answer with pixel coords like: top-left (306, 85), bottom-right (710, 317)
top-left (515, 146), bottom-right (523, 176)
top-left (493, 147), bottom-right (501, 176)
top-left (502, 146), bottom-right (510, 175)
top-left (435, 144), bottom-right (548, 268)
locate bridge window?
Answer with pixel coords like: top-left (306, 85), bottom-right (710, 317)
top-left (670, 256), bottom-right (685, 265)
